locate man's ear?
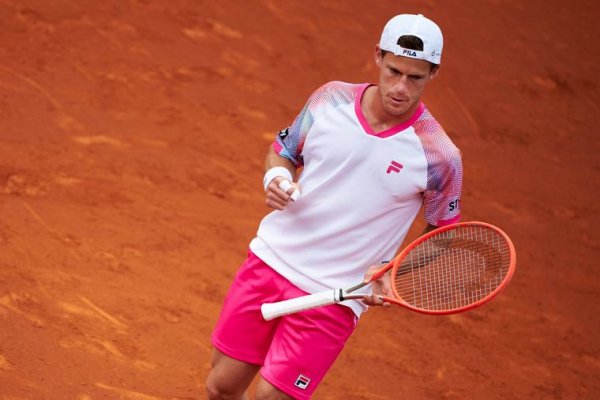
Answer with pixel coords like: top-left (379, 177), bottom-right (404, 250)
top-left (430, 65), bottom-right (440, 79)
top-left (375, 44), bottom-right (383, 67)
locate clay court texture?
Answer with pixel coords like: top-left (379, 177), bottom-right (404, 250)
top-left (0, 1), bottom-right (598, 399)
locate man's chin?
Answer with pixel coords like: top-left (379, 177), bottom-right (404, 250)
top-left (384, 103), bottom-right (411, 117)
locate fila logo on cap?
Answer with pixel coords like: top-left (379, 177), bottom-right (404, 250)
top-left (294, 374), bottom-right (311, 390)
top-left (386, 160), bottom-right (404, 174)
top-left (402, 49), bottom-right (417, 57)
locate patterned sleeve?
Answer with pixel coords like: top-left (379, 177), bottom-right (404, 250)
top-left (413, 113), bottom-right (464, 227)
top-left (423, 145), bottom-right (463, 227)
top-left (272, 81), bottom-right (355, 167)
top-left (271, 89), bottom-right (318, 167)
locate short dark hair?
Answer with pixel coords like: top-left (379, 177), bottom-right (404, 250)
top-left (380, 35), bottom-right (439, 71)
top-left (397, 35), bottom-right (424, 51)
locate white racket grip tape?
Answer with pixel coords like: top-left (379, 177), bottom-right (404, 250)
top-left (278, 179), bottom-right (301, 201)
top-left (261, 289), bottom-right (342, 320)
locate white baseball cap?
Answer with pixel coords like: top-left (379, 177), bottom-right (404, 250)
top-left (379, 14), bottom-right (443, 65)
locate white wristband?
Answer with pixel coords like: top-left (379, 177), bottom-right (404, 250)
top-left (263, 167), bottom-right (293, 192)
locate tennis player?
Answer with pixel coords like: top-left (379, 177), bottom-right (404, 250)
top-left (206, 14), bottom-right (463, 400)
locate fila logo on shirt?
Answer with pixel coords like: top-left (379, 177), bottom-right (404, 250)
top-left (294, 374), bottom-right (311, 390)
top-left (386, 160), bottom-right (404, 174)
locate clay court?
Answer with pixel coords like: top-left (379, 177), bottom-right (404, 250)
top-left (0, 1), bottom-right (598, 399)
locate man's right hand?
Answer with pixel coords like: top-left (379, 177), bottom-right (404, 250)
top-left (265, 177), bottom-right (301, 210)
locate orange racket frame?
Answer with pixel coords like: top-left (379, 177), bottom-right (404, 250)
top-left (369, 221), bottom-right (516, 314)
top-left (261, 221), bottom-right (516, 320)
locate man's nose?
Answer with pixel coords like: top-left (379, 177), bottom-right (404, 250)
top-left (394, 75), bottom-right (409, 92)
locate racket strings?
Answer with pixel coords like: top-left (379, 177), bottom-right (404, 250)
top-left (393, 225), bottom-right (512, 311)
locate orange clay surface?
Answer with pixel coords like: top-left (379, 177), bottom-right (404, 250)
top-left (0, 1), bottom-right (598, 399)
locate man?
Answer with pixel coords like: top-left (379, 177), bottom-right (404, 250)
top-left (206, 14), bottom-right (462, 400)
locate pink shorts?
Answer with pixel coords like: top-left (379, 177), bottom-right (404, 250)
top-left (211, 251), bottom-right (357, 399)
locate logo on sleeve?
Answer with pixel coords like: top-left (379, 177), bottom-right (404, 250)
top-left (449, 199), bottom-right (460, 212)
top-left (294, 375), bottom-right (311, 390)
top-left (278, 128), bottom-right (290, 140)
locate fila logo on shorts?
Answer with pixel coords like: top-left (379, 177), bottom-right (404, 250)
top-left (294, 374), bottom-right (311, 390)
top-left (386, 160), bottom-right (404, 174)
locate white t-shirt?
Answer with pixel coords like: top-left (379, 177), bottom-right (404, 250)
top-left (250, 81), bottom-right (462, 316)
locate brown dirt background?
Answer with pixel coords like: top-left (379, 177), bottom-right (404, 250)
top-left (0, 1), bottom-right (598, 399)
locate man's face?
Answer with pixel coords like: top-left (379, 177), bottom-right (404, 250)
top-left (375, 47), bottom-right (438, 117)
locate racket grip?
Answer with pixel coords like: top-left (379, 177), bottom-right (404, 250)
top-left (261, 289), bottom-right (341, 321)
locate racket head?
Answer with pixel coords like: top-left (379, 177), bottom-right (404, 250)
top-left (387, 221), bottom-right (516, 314)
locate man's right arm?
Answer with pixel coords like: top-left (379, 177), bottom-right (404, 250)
top-left (263, 145), bottom-right (300, 210)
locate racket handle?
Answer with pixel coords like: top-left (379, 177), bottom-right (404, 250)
top-left (261, 289), bottom-right (342, 321)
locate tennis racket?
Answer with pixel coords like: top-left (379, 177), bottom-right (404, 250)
top-left (261, 221), bottom-right (516, 320)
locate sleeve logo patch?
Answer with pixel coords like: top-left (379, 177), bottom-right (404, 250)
top-left (449, 199), bottom-right (460, 212)
top-left (278, 128), bottom-right (290, 140)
